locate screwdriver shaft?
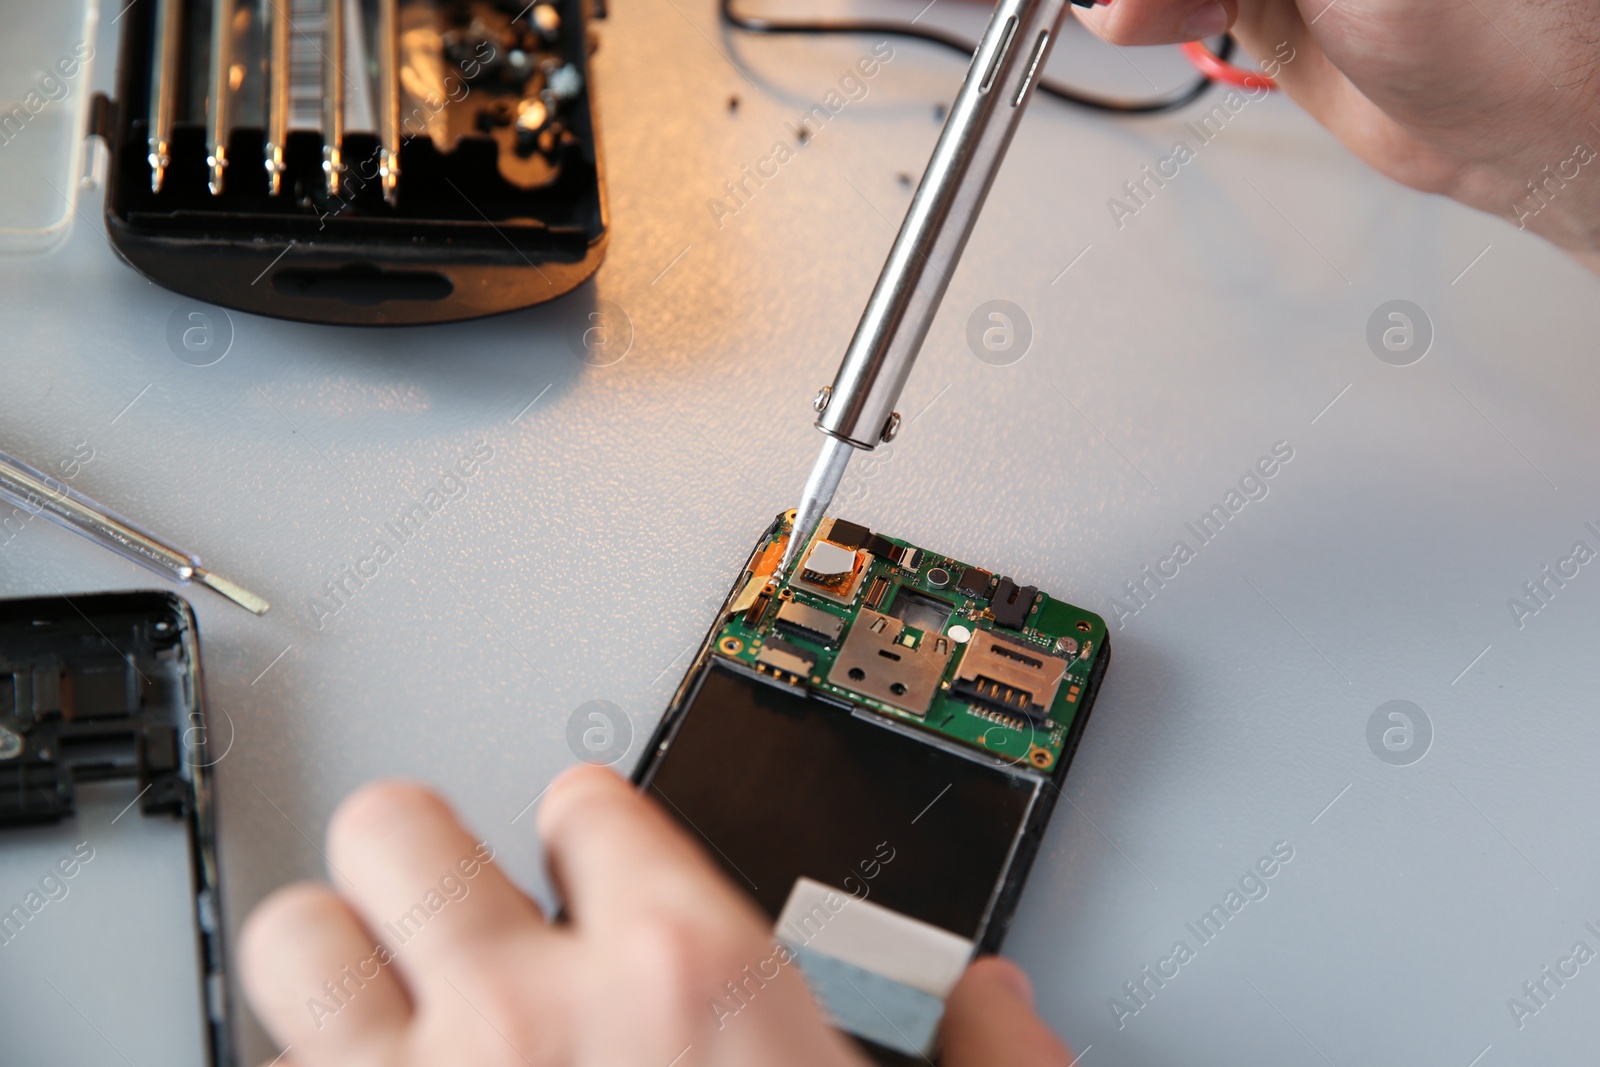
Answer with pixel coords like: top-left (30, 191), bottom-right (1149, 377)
top-left (782, 0), bottom-right (1075, 576)
top-left (208, 0), bottom-right (236, 194)
top-left (266, 0), bottom-right (291, 193)
top-left (322, 0), bottom-right (345, 197)
top-left (377, 0), bottom-right (400, 205)
top-left (147, 0), bottom-right (183, 192)
top-left (0, 449), bottom-right (269, 616)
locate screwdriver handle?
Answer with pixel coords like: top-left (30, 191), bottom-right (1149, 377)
top-left (0, 449), bottom-right (199, 584)
top-left (817, 0), bottom-right (1080, 448)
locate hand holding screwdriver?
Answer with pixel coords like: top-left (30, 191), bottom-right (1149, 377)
top-left (1076, 0), bottom-right (1600, 271)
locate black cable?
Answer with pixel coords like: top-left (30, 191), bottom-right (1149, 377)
top-left (718, 0), bottom-right (1231, 115)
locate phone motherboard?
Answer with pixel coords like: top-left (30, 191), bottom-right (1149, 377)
top-left (711, 512), bottom-right (1107, 772)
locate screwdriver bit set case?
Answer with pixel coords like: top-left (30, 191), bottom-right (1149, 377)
top-left (93, 0), bottom-right (608, 324)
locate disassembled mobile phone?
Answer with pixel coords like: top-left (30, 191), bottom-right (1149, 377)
top-left (0, 593), bottom-right (229, 1066)
top-left (635, 511), bottom-right (1111, 1064)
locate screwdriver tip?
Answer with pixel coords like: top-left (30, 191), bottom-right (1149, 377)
top-left (782, 435), bottom-right (856, 577)
top-left (207, 147), bottom-right (227, 197)
top-left (197, 569), bottom-right (271, 616)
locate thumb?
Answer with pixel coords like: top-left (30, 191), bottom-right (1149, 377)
top-left (939, 957), bottom-right (1075, 1067)
top-left (1073, 0), bottom-right (1236, 46)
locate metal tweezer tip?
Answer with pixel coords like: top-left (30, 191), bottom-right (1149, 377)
top-left (197, 569), bottom-right (271, 615)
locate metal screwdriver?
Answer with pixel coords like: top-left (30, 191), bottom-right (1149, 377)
top-left (323, 0), bottom-right (346, 197)
top-left (265, 0), bottom-right (291, 194)
top-left (780, 0), bottom-right (1093, 576)
top-left (207, 0), bottom-right (237, 194)
top-left (147, 0), bottom-right (183, 192)
top-left (376, 0), bottom-right (401, 205)
top-left (0, 449), bottom-right (269, 616)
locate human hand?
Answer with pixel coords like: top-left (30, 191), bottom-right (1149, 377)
top-left (1076, 0), bottom-right (1600, 269)
top-left (239, 766), bottom-right (1076, 1066)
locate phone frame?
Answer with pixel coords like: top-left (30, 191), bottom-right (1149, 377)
top-left (631, 512), bottom-right (1111, 1056)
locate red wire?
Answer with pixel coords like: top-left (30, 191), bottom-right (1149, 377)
top-left (1180, 40), bottom-right (1277, 90)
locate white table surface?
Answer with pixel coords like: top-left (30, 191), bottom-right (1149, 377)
top-left (3, 1), bottom-right (1599, 1064)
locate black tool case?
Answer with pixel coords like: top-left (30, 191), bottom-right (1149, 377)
top-left (90, 0), bottom-right (608, 325)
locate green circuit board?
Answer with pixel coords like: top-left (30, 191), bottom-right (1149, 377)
top-left (711, 513), bottom-right (1106, 771)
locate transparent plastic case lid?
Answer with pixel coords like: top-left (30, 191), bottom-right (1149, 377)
top-left (0, 0), bottom-right (100, 253)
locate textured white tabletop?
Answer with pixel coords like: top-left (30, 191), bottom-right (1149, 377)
top-left (3, 1), bottom-right (1599, 1064)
